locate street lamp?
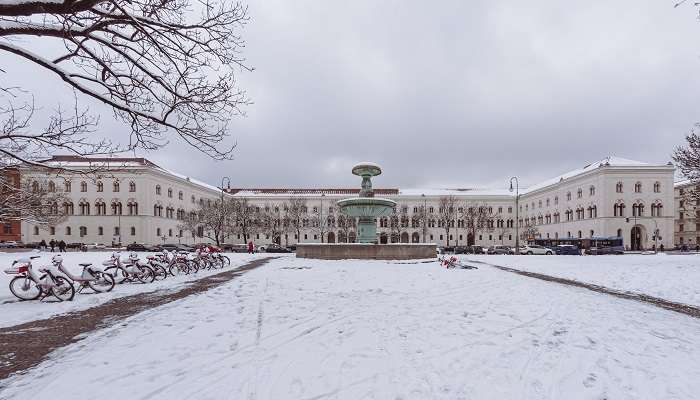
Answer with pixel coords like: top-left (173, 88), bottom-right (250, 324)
top-left (220, 176), bottom-right (231, 246)
top-left (509, 176), bottom-right (520, 252)
top-left (421, 194), bottom-right (427, 243)
top-left (320, 193), bottom-right (325, 243)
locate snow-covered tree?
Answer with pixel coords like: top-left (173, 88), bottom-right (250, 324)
top-left (674, 129), bottom-right (700, 206)
top-left (0, 173), bottom-right (68, 227)
top-left (437, 196), bottom-right (458, 246)
top-left (284, 198), bottom-right (307, 244)
top-left (460, 202), bottom-right (498, 246)
top-left (178, 198), bottom-right (234, 246)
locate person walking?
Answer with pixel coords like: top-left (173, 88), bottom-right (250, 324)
top-left (247, 240), bottom-right (254, 254)
top-left (49, 239), bottom-right (55, 252)
top-left (39, 239), bottom-right (46, 251)
top-left (58, 240), bottom-right (66, 252)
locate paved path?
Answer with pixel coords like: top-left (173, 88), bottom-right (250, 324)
top-left (0, 257), bottom-right (274, 380)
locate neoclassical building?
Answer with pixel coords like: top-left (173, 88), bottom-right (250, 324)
top-left (17, 155), bottom-right (676, 250)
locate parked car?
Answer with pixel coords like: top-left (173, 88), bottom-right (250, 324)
top-left (160, 244), bottom-right (181, 251)
top-left (67, 242), bottom-right (85, 250)
top-left (465, 245), bottom-right (485, 254)
top-left (487, 245), bottom-right (511, 255)
top-left (554, 245), bottom-right (580, 255)
top-left (85, 243), bottom-right (107, 250)
top-left (264, 244), bottom-right (292, 253)
top-left (176, 244), bottom-right (195, 252)
top-left (519, 245), bottom-right (553, 255)
top-left (126, 243), bottom-right (158, 252)
top-left (0, 241), bottom-right (20, 248)
top-left (194, 244), bottom-right (222, 252)
top-left (225, 244), bottom-right (248, 253)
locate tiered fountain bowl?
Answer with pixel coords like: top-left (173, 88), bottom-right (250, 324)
top-left (296, 162), bottom-right (436, 260)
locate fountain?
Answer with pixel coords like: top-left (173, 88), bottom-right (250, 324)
top-left (336, 162), bottom-right (395, 243)
top-left (296, 162), bottom-right (436, 260)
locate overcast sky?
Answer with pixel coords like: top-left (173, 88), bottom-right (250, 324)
top-left (5, 0), bottom-right (700, 190)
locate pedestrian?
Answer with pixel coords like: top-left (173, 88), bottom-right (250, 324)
top-left (59, 240), bottom-right (66, 252)
top-left (247, 240), bottom-right (254, 254)
top-left (39, 239), bottom-right (46, 251)
top-left (49, 239), bottom-right (55, 252)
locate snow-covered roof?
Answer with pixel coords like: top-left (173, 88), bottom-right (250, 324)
top-left (521, 156), bottom-right (668, 195)
top-left (398, 188), bottom-right (512, 197)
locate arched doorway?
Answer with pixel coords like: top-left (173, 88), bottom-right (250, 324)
top-left (412, 232), bottom-right (420, 243)
top-left (327, 232), bottom-right (336, 243)
top-left (338, 232), bottom-right (347, 243)
top-left (348, 231), bottom-right (356, 243)
top-left (400, 232), bottom-right (409, 243)
top-left (379, 233), bottom-right (388, 244)
top-left (467, 233), bottom-right (475, 246)
top-left (631, 225), bottom-right (646, 251)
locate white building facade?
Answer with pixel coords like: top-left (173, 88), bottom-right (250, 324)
top-left (20, 156), bottom-right (676, 250)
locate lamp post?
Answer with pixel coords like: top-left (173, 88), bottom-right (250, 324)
top-left (320, 193), bottom-right (325, 243)
top-left (220, 176), bottom-right (230, 246)
top-left (421, 194), bottom-right (427, 243)
top-left (509, 177), bottom-right (520, 252)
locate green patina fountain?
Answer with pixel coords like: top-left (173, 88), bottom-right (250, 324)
top-left (337, 162), bottom-right (396, 243)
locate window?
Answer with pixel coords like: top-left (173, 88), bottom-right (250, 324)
top-left (589, 186), bottom-right (595, 196)
top-left (129, 181), bottom-right (136, 192)
top-left (64, 180), bottom-right (72, 192)
top-left (33, 226), bottom-right (39, 235)
top-left (554, 196), bottom-right (559, 205)
top-left (156, 185), bottom-right (161, 195)
top-left (80, 181), bottom-right (87, 192)
top-left (96, 181), bottom-right (104, 192)
top-left (577, 188), bottom-right (583, 198)
top-left (98, 226), bottom-right (104, 236)
top-left (79, 201), bottom-right (90, 215)
top-left (48, 181), bottom-right (56, 192)
top-left (111, 202), bottom-right (122, 215)
top-left (566, 192), bottom-right (571, 201)
top-left (113, 181), bottom-right (120, 192)
top-left (653, 182), bottom-right (661, 193)
top-left (168, 229), bottom-right (173, 237)
top-left (79, 226), bottom-right (87, 237)
top-left (63, 226), bottom-right (71, 235)
top-left (50, 227), bottom-right (55, 235)
top-left (178, 191), bottom-right (183, 200)
top-left (128, 202), bottom-right (139, 215)
top-left (634, 182), bottom-right (642, 193)
top-left (191, 195), bottom-right (195, 203)
top-left (130, 227), bottom-right (136, 236)
top-left (156, 228), bottom-right (161, 237)
top-left (614, 202), bottom-right (625, 217)
top-left (168, 188), bottom-right (173, 198)
top-left (95, 201), bottom-right (106, 215)
top-left (616, 182), bottom-right (623, 193)
top-left (64, 202), bottom-right (74, 215)
top-left (114, 227), bottom-right (120, 236)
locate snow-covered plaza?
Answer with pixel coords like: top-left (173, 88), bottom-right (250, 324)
top-left (1, 252), bottom-right (700, 399)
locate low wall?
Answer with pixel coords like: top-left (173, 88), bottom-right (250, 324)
top-left (296, 243), bottom-right (436, 260)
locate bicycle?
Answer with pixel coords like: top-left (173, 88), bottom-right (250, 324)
top-left (4, 256), bottom-right (75, 301)
top-left (103, 252), bottom-right (155, 284)
top-left (52, 254), bottom-right (115, 293)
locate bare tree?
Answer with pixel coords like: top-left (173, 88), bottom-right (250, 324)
top-left (0, 173), bottom-right (68, 227)
top-left (284, 198), bottom-right (307, 244)
top-left (521, 221), bottom-right (539, 242)
top-left (309, 204), bottom-right (330, 243)
top-left (230, 198), bottom-right (258, 244)
top-left (178, 198), bottom-right (234, 246)
top-left (673, 129), bottom-right (700, 205)
top-left (336, 214), bottom-right (354, 243)
top-left (460, 202), bottom-right (498, 246)
top-left (1, 0), bottom-right (251, 166)
top-left (388, 205), bottom-right (408, 243)
top-left (436, 196), bottom-right (458, 246)
top-left (258, 203), bottom-right (284, 245)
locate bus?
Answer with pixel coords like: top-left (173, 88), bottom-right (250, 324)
top-left (532, 236), bottom-right (624, 255)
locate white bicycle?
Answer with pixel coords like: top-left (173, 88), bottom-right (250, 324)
top-left (52, 255), bottom-right (115, 293)
top-left (4, 256), bottom-right (75, 301)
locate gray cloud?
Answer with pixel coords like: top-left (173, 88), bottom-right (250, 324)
top-left (4, 0), bottom-right (700, 189)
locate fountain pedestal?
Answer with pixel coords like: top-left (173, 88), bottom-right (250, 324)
top-left (296, 162), bottom-right (436, 260)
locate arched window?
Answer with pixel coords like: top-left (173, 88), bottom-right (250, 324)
top-left (191, 195), bottom-right (196, 203)
top-left (577, 188), bottom-right (583, 198)
top-left (33, 226), bottom-right (39, 235)
top-left (614, 202), bottom-right (625, 217)
top-left (63, 202), bottom-right (74, 215)
top-left (95, 201), bottom-right (106, 215)
top-left (48, 202), bottom-right (58, 215)
top-left (79, 200), bottom-right (90, 215)
top-left (113, 181), bottom-right (120, 192)
top-left (66, 226), bottom-right (72, 235)
top-left (589, 186), bottom-right (595, 196)
top-left (634, 182), bottom-right (642, 193)
top-left (64, 180), bottom-right (72, 192)
top-left (155, 185), bottom-right (161, 195)
top-left (80, 181), bottom-right (87, 192)
top-left (566, 192), bottom-right (572, 201)
top-left (96, 180), bottom-right (104, 192)
top-left (31, 181), bottom-right (40, 192)
top-left (111, 201), bottom-right (122, 215)
top-left (178, 191), bottom-right (183, 200)
top-left (79, 226), bottom-right (87, 237)
top-left (48, 181), bottom-right (56, 192)
top-left (168, 188), bottom-right (173, 198)
top-left (617, 228), bottom-right (622, 238)
top-left (653, 182), bottom-right (661, 193)
top-left (156, 228), bottom-right (161, 237)
top-left (616, 182), bottom-right (623, 193)
top-left (130, 226), bottom-right (136, 236)
top-left (651, 202), bottom-right (663, 217)
top-left (554, 196), bottom-right (559, 205)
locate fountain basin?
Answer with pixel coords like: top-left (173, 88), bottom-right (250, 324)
top-left (336, 197), bottom-right (396, 218)
top-left (296, 243), bottom-right (437, 260)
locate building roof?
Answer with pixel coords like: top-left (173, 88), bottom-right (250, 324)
top-left (225, 188), bottom-right (400, 197)
top-left (522, 156), bottom-right (670, 195)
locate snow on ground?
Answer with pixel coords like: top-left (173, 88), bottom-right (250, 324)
top-left (2, 256), bottom-right (699, 399)
top-left (464, 254), bottom-right (700, 307)
top-left (0, 250), bottom-right (268, 328)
